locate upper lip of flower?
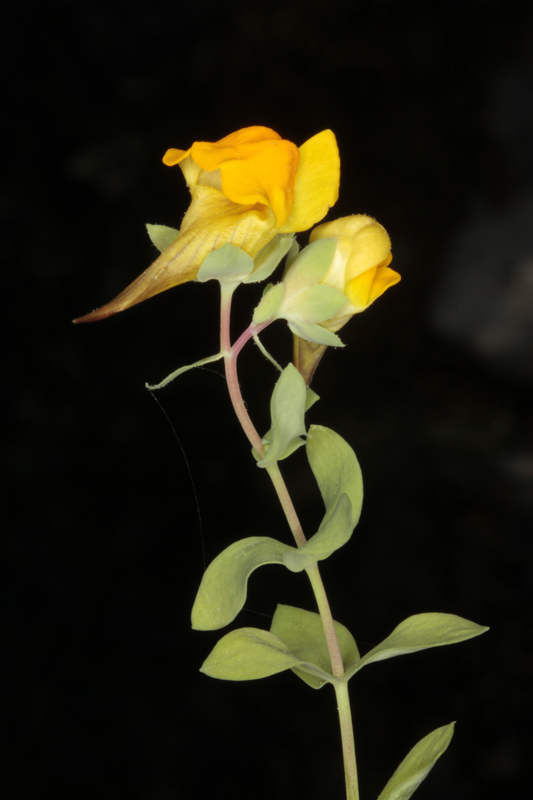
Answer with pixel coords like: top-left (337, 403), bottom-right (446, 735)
top-left (163, 126), bottom-right (300, 228)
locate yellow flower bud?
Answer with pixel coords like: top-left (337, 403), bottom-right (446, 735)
top-left (309, 215), bottom-right (400, 332)
top-left (293, 215), bottom-right (400, 384)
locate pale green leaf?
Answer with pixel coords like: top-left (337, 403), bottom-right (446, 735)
top-left (196, 243), bottom-right (254, 283)
top-left (192, 537), bottom-right (292, 631)
top-left (284, 283), bottom-right (347, 324)
top-left (282, 493), bottom-right (354, 572)
top-left (244, 234), bottom-right (294, 284)
top-left (271, 605), bottom-right (360, 689)
top-left (200, 627), bottom-right (333, 683)
top-left (377, 723), bottom-right (455, 800)
top-left (288, 320), bottom-right (344, 347)
top-left (307, 425), bottom-right (363, 528)
top-left (146, 223), bottom-right (180, 253)
top-left (145, 352), bottom-right (223, 390)
top-left (253, 283), bottom-right (285, 324)
top-left (345, 613), bottom-right (489, 680)
top-left (256, 364), bottom-right (307, 468)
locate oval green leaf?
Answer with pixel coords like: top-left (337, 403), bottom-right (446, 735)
top-left (191, 537), bottom-right (292, 631)
top-left (307, 425), bottom-right (363, 528)
top-left (256, 364), bottom-right (307, 468)
top-left (345, 613), bottom-right (489, 680)
top-left (200, 627), bottom-right (333, 684)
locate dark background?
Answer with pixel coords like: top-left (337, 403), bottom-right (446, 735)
top-left (3, 1), bottom-right (531, 798)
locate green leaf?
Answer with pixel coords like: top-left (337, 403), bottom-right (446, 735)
top-left (200, 627), bottom-right (333, 683)
top-left (283, 238), bottom-right (337, 291)
top-left (244, 234), bottom-right (294, 284)
top-left (288, 320), bottom-right (344, 347)
top-left (271, 605), bottom-right (360, 689)
top-left (253, 283), bottom-right (285, 324)
top-left (145, 352), bottom-right (223, 390)
top-left (196, 243), bottom-right (254, 284)
top-left (146, 223), bottom-right (180, 253)
top-left (191, 537), bottom-right (292, 631)
top-left (345, 613), bottom-right (489, 680)
top-left (282, 493), bottom-right (354, 572)
top-left (256, 364), bottom-right (307, 468)
top-left (307, 425), bottom-right (364, 528)
top-left (283, 283), bottom-right (346, 324)
top-left (377, 723), bottom-right (455, 800)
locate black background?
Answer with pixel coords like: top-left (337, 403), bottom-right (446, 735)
top-left (2, 1), bottom-right (531, 798)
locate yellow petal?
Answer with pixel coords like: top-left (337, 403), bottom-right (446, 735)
top-left (280, 130), bottom-right (340, 233)
top-left (162, 147), bottom-right (191, 166)
top-left (192, 136), bottom-right (299, 227)
top-left (367, 263), bottom-right (401, 304)
top-left (311, 215), bottom-right (391, 279)
top-left (345, 259), bottom-right (400, 309)
top-left (345, 266), bottom-right (379, 308)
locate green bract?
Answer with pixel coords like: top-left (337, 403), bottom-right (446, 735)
top-left (145, 352), bottom-right (223, 391)
top-left (377, 723), bottom-right (455, 800)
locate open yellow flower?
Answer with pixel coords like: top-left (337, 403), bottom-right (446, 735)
top-left (74, 126), bottom-right (340, 322)
top-left (309, 215), bottom-right (400, 332)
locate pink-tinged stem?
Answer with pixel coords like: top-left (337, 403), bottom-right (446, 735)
top-left (219, 282), bottom-right (358, 800)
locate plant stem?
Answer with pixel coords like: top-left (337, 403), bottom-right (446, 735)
top-left (219, 282), bottom-right (359, 800)
top-left (334, 681), bottom-right (359, 800)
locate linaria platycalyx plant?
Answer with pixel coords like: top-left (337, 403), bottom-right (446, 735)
top-left (74, 125), bottom-right (488, 800)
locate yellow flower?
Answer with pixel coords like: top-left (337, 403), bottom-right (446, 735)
top-left (74, 126), bottom-right (340, 322)
top-left (309, 215), bottom-right (400, 332)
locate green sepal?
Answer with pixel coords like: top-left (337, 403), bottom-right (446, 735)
top-left (243, 234), bottom-right (294, 284)
top-left (283, 238), bottom-right (337, 290)
top-left (344, 613), bottom-right (489, 681)
top-left (283, 239), bottom-right (300, 273)
top-left (377, 723), bottom-right (455, 800)
top-left (282, 284), bottom-right (346, 324)
top-left (288, 320), bottom-right (344, 347)
top-left (200, 627), bottom-right (334, 683)
top-left (271, 605), bottom-right (360, 689)
top-left (253, 283), bottom-right (285, 325)
top-left (146, 223), bottom-right (180, 253)
top-left (196, 243), bottom-right (254, 284)
top-left (145, 352), bottom-right (223, 391)
top-left (256, 364), bottom-right (307, 468)
top-left (191, 537), bottom-right (292, 631)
